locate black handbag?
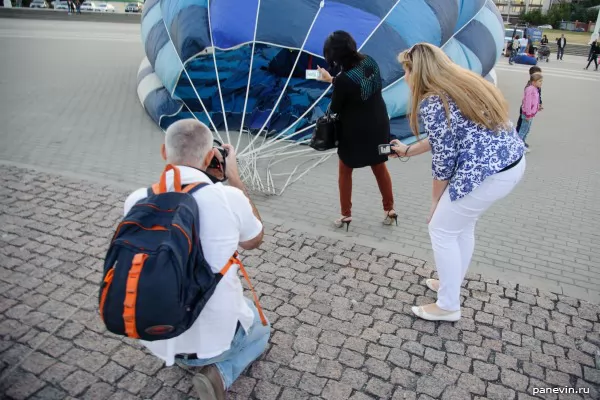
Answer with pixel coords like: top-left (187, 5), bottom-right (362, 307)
top-left (310, 107), bottom-right (339, 151)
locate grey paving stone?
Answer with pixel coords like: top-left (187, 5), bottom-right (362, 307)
top-left (416, 375), bottom-right (447, 398)
top-left (501, 369), bottom-right (529, 392)
top-left (431, 364), bottom-right (461, 386)
top-left (473, 361), bottom-right (500, 380)
top-left (273, 367), bottom-right (303, 387)
top-left (364, 357), bottom-right (392, 380)
top-left (457, 373), bottom-right (486, 395)
top-left (444, 341), bottom-right (465, 355)
top-left (20, 351), bottom-right (57, 375)
top-left (280, 388), bottom-right (311, 400)
top-left (522, 361), bottom-right (545, 380)
top-left (253, 380), bottom-right (281, 400)
top-left (229, 375), bottom-right (257, 397)
top-left (466, 346), bottom-right (491, 362)
top-left (340, 368), bottom-right (369, 391)
top-left (5, 371), bottom-right (46, 400)
top-left (411, 356), bottom-right (434, 375)
top-left (583, 366), bottom-right (600, 384)
top-left (81, 382), bottom-right (115, 400)
top-left (321, 380), bottom-right (353, 400)
top-left (390, 368), bottom-right (418, 390)
top-left (30, 386), bottom-right (68, 400)
top-left (365, 377), bottom-right (394, 399)
top-left (486, 383), bottom-right (516, 400)
top-left (60, 370), bottom-right (98, 396)
top-left (446, 354), bottom-right (471, 373)
top-left (557, 357), bottom-right (583, 378)
top-left (298, 372), bottom-right (328, 395)
top-left (293, 336), bottom-right (318, 354)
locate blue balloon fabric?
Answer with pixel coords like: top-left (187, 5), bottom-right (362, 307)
top-left (137, 0), bottom-right (504, 142)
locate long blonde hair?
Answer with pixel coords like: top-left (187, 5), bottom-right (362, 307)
top-left (397, 43), bottom-right (510, 136)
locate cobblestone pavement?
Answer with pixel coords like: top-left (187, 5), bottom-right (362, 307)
top-left (1, 19), bottom-right (599, 304)
top-left (2, 165), bottom-right (600, 399)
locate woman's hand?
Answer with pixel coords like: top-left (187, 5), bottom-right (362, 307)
top-left (390, 139), bottom-right (408, 157)
top-left (317, 66), bottom-right (333, 83)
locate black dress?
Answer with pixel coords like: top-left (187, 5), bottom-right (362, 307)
top-left (329, 55), bottom-right (390, 169)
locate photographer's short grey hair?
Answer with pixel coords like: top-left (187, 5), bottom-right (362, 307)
top-left (164, 119), bottom-right (214, 165)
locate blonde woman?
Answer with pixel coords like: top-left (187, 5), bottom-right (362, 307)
top-left (391, 43), bottom-right (526, 322)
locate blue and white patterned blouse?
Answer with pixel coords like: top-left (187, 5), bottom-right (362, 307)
top-left (421, 95), bottom-right (525, 201)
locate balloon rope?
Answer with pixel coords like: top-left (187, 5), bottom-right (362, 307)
top-left (207, 0), bottom-right (231, 145)
top-left (160, 19), bottom-right (224, 143)
top-left (247, 0), bottom-right (403, 156)
top-left (277, 153), bottom-right (334, 195)
top-left (236, 0), bottom-right (262, 152)
top-left (241, 123), bottom-right (315, 158)
top-left (237, 1), bottom-right (325, 157)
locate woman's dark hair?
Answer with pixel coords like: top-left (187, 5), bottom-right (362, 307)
top-left (323, 31), bottom-right (365, 70)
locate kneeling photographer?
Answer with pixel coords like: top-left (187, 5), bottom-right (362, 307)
top-left (121, 119), bottom-right (270, 400)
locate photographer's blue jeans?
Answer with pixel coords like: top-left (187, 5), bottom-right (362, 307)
top-left (176, 298), bottom-right (270, 389)
top-left (518, 114), bottom-right (533, 142)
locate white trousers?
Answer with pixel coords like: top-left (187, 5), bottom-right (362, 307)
top-left (429, 157), bottom-right (526, 311)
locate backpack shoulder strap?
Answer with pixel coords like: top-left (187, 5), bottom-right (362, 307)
top-left (220, 252), bottom-right (268, 326)
top-left (182, 182), bottom-right (210, 195)
top-left (147, 183), bottom-right (160, 197)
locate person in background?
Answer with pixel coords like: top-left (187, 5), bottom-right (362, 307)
top-left (509, 35), bottom-right (520, 65)
top-left (515, 66), bottom-right (543, 149)
top-left (391, 43), bottom-right (526, 322)
top-left (584, 39), bottom-right (599, 71)
top-left (526, 35), bottom-right (533, 54)
top-left (519, 35), bottom-right (529, 53)
top-left (518, 73), bottom-right (543, 151)
top-left (541, 35), bottom-right (549, 45)
top-left (317, 30), bottom-right (398, 230)
top-left (556, 34), bottom-right (567, 60)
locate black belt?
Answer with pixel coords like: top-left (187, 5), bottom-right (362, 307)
top-left (175, 321), bottom-right (242, 361)
top-left (499, 156), bottom-right (522, 173)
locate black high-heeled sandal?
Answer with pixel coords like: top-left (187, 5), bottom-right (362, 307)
top-left (383, 210), bottom-right (398, 226)
top-left (334, 216), bottom-right (352, 231)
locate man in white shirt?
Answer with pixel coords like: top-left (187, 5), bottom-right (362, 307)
top-left (556, 34), bottom-right (567, 60)
top-left (519, 36), bottom-right (529, 53)
top-left (123, 119), bottom-right (270, 400)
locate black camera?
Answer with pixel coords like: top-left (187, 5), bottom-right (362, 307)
top-left (208, 140), bottom-right (228, 170)
top-left (378, 144), bottom-right (393, 156)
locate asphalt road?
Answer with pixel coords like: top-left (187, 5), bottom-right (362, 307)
top-left (0, 18), bottom-right (599, 303)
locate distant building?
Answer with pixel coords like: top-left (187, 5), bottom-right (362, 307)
top-left (494, 0), bottom-right (582, 23)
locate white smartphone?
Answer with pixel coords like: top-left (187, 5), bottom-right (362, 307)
top-left (305, 69), bottom-right (321, 80)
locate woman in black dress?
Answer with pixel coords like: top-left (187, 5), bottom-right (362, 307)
top-left (317, 31), bottom-right (397, 230)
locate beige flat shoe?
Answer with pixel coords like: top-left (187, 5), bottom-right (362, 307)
top-left (412, 303), bottom-right (461, 322)
top-left (426, 279), bottom-right (439, 292)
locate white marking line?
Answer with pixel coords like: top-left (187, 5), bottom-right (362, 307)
top-left (496, 63), bottom-right (594, 75)
top-left (0, 33), bottom-right (139, 42)
top-left (495, 67), bottom-right (599, 81)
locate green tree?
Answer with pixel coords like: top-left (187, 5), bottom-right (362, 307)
top-left (545, 3), bottom-right (572, 29)
top-left (520, 10), bottom-right (548, 25)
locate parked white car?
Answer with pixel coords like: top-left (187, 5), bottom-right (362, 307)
top-left (29, 0), bottom-right (49, 8)
top-left (125, 2), bottom-right (142, 12)
top-left (53, 1), bottom-right (68, 10)
top-left (95, 2), bottom-right (115, 12)
top-left (80, 1), bottom-right (97, 11)
top-left (538, 24), bottom-right (553, 29)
